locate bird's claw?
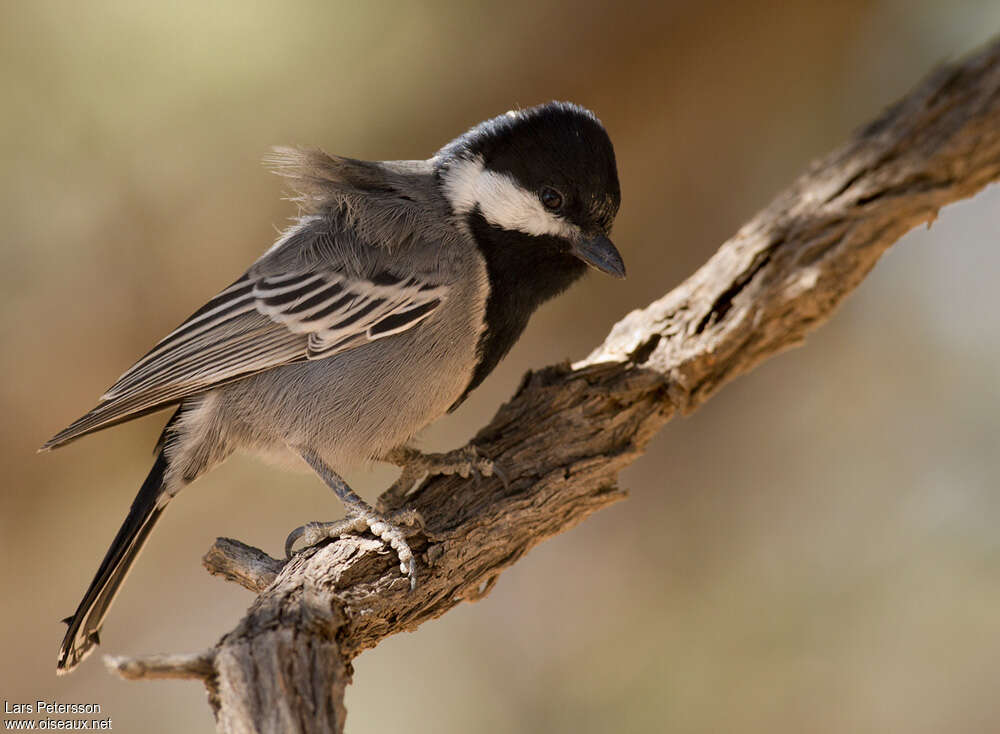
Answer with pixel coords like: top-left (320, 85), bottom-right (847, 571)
top-left (284, 508), bottom-right (424, 590)
top-left (389, 445), bottom-right (510, 490)
top-left (491, 463), bottom-right (510, 491)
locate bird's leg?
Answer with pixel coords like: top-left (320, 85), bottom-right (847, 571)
top-left (379, 444), bottom-right (509, 511)
top-left (286, 447), bottom-right (423, 590)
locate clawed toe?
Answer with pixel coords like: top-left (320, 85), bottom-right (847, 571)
top-left (389, 445), bottom-right (508, 489)
top-left (285, 525), bottom-right (307, 558)
top-left (285, 521), bottom-right (322, 558)
top-left (404, 556), bottom-right (417, 591)
top-left (285, 518), bottom-right (361, 558)
top-left (283, 510), bottom-right (421, 590)
top-left (389, 508), bottom-right (425, 530)
top-left (491, 464), bottom-right (511, 491)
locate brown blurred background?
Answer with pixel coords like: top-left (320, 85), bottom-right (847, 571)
top-left (3, 1), bottom-right (1000, 732)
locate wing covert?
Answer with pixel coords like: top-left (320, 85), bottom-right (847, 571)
top-left (253, 269), bottom-right (446, 358)
top-left (43, 263), bottom-right (447, 450)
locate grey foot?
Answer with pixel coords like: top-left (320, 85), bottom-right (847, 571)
top-left (387, 444), bottom-right (509, 487)
top-left (380, 445), bottom-right (509, 513)
top-left (285, 508), bottom-right (424, 590)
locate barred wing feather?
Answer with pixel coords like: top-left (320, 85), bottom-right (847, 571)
top-left (41, 269), bottom-right (446, 450)
top-left (253, 270), bottom-right (445, 357)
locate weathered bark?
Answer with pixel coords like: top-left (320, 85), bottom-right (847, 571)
top-left (107, 38), bottom-right (1000, 733)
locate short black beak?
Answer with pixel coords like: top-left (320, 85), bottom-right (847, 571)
top-left (572, 234), bottom-right (626, 278)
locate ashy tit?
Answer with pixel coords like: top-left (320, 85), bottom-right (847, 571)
top-left (44, 101), bottom-right (624, 673)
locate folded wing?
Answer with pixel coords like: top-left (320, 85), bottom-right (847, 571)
top-left (42, 263), bottom-right (446, 450)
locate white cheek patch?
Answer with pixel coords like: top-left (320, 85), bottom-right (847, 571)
top-left (442, 156), bottom-right (577, 239)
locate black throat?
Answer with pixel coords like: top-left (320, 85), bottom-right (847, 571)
top-left (451, 209), bottom-right (588, 409)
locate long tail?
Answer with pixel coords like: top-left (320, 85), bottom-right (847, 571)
top-left (57, 450), bottom-right (170, 674)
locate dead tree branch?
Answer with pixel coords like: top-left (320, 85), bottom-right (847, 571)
top-left (108, 39), bottom-right (1000, 733)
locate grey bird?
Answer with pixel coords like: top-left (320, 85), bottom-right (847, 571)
top-left (43, 101), bottom-right (623, 674)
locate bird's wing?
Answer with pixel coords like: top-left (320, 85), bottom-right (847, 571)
top-left (43, 253), bottom-right (447, 450)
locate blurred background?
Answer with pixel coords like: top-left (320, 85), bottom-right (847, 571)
top-left (2, 1), bottom-right (1000, 732)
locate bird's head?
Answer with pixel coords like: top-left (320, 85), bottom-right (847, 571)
top-left (436, 102), bottom-right (624, 278)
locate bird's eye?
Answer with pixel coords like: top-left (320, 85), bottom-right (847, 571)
top-left (540, 187), bottom-right (564, 211)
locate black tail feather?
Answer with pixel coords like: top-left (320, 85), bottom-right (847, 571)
top-left (56, 451), bottom-right (170, 674)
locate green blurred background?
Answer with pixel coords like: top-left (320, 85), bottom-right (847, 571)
top-left (3, 1), bottom-right (1000, 732)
